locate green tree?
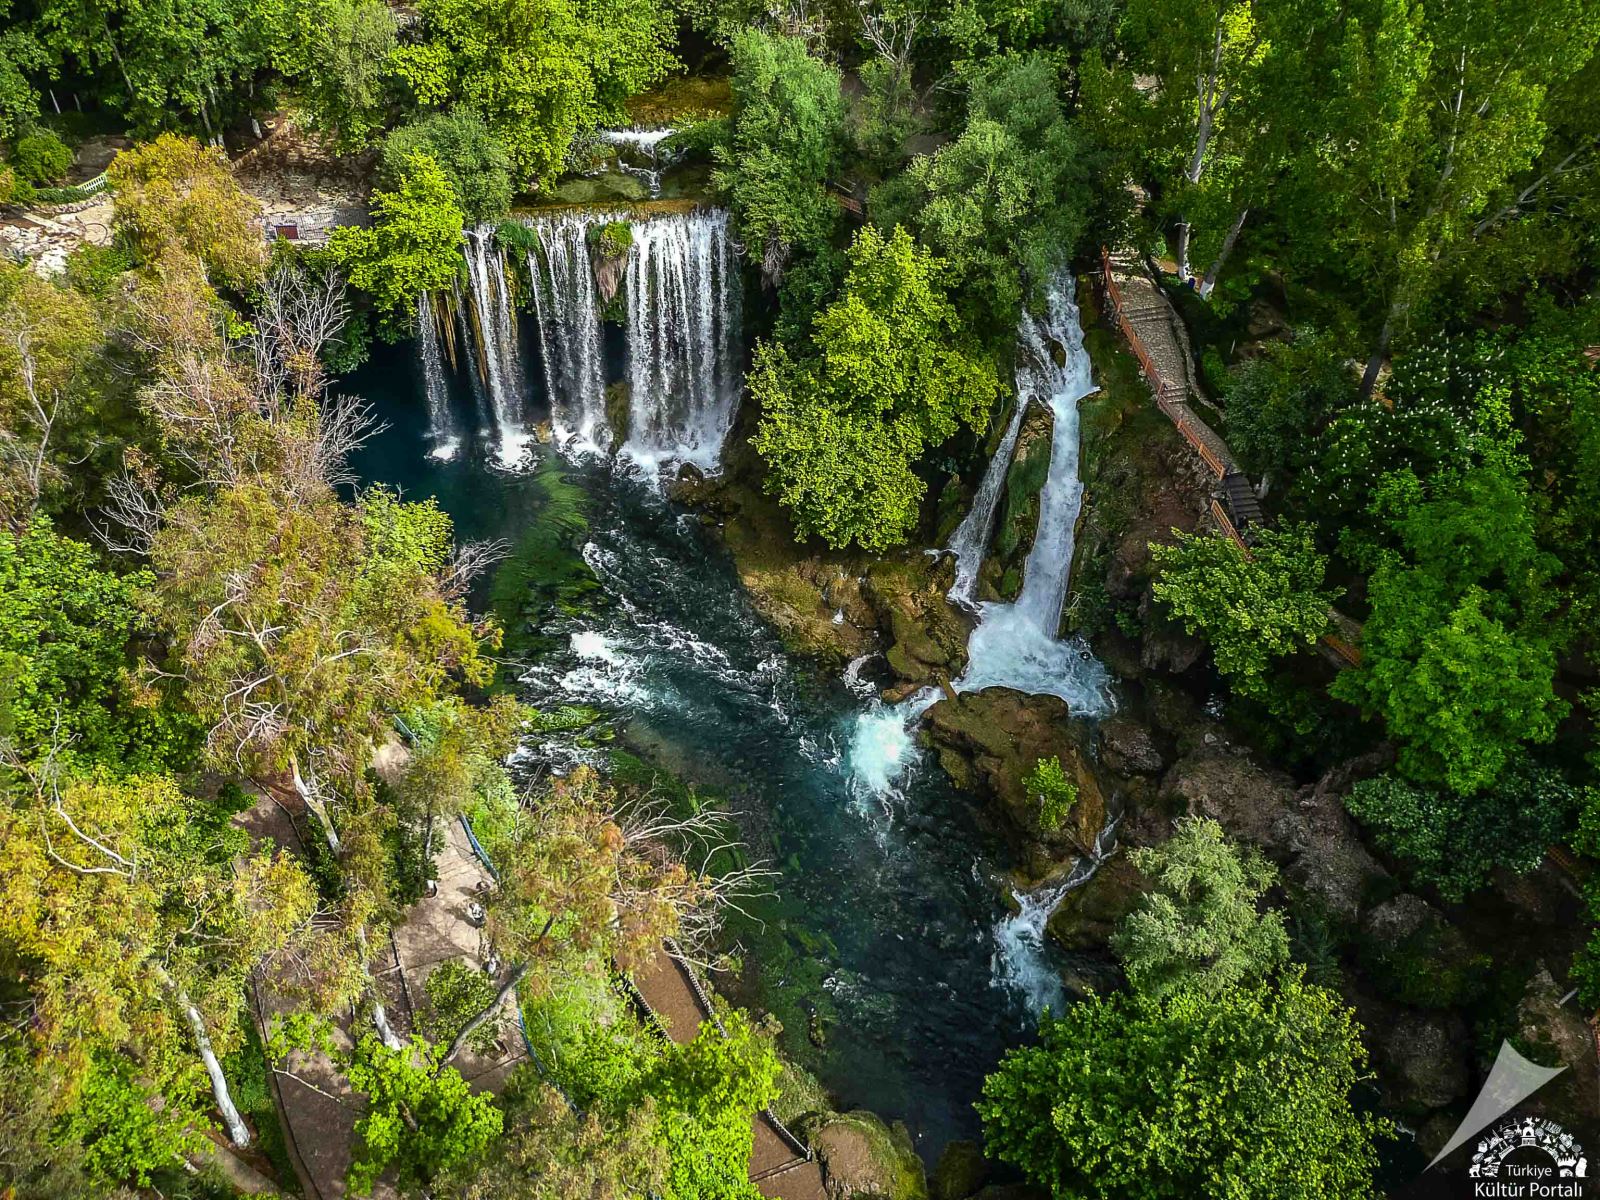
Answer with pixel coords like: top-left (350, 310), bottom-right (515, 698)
top-left (381, 111), bottom-right (515, 226)
top-left (1222, 329), bottom-right (1356, 482)
top-left (345, 1035), bottom-right (503, 1196)
top-left (978, 973), bottom-right (1387, 1200)
top-left (1022, 757), bottom-right (1077, 832)
top-left (1150, 523), bottom-right (1339, 694)
top-left (1345, 765), bottom-right (1578, 901)
top-left (751, 225), bottom-right (1002, 551)
top-left (1113, 817), bottom-right (1288, 999)
top-left (331, 152), bottom-right (466, 318)
top-left (390, 0), bottom-right (676, 185)
top-left (269, 0), bottom-right (399, 152)
top-left (108, 134), bottom-right (264, 286)
top-left (0, 518), bottom-right (194, 772)
top-left (1331, 462), bottom-right (1565, 795)
top-left (714, 29), bottom-right (846, 289)
top-left (880, 53), bottom-right (1090, 334)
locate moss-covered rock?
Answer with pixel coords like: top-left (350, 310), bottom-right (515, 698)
top-left (863, 556), bottom-right (970, 686)
top-left (983, 403), bottom-right (1052, 602)
top-left (1045, 853), bottom-right (1144, 951)
top-left (605, 380), bottom-right (631, 446)
top-left (808, 1110), bottom-right (928, 1200)
top-left (924, 688), bottom-right (1107, 874)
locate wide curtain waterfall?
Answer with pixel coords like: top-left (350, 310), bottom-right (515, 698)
top-left (459, 208), bottom-right (743, 473)
top-left (524, 211), bottom-right (609, 452)
top-left (461, 230), bottom-right (529, 466)
top-left (622, 209), bottom-right (742, 473)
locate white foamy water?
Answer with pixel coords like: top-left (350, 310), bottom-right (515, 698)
top-left (947, 397), bottom-right (1031, 607)
top-left (849, 273), bottom-right (1112, 800)
top-left (416, 291), bottom-right (460, 460)
top-left (953, 275), bottom-right (1111, 711)
top-left (462, 230), bottom-right (531, 468)
top-left (524, 210), bottom-right (613, 454)
top-left (992, 813), bottom-right (1120, 1011)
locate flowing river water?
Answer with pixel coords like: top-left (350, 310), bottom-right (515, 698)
top-left (346, 228), bottom-right (1110, 1160)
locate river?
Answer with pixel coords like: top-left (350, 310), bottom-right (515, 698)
top-left (344, 237), bottom-right (1102, 1162)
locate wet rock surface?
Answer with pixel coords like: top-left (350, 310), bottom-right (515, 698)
top-left (924, 688), bottom-right (1107, 875)
top-left (807, 1110), bottom-right (929, 1200)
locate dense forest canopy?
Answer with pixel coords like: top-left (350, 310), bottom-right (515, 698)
top-left (0, 0), bottom-right (1598, 1192)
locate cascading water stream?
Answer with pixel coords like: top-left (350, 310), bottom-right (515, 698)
top-left (992, 812), bottom-right (1120, 1011)
top-left (415, 291), bottom-right (460, 461)
top-left (599, 128), bottom-right (677, 198)
top-left (523, 210), bottom-right (611, 454)
top-left (622, 209), bottom-right (742, 474)
top-left (954, 274), bottom-right (1111, 708)
top-left (947, 397), bottom-right (1031, 607)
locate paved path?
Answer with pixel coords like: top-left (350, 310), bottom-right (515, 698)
top-left (633, 951), bottom-right (828, 1200)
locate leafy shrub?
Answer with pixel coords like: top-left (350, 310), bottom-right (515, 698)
top-left (12, 131), bottom-right (72, 184)
top-left (594, 220), bottom-right (632, 259)
top-left (1023, 756), bottom-right (1078, 832)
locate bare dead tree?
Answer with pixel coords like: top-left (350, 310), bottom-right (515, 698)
top-left (442, 538), bottom-right (512, 600)
top-left (858, 0), bottom-right (917, 98)
top-left (247, 263), bottom-right (350, 405)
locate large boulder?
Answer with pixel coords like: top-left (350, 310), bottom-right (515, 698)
top-left (1161, 749), bottom-right (1388, 924)
top-left (809, 1111), bottom-right (929, 1200)
top-left (1098, 714), bottom-right (1168, 776)
top-left (1368, 1005), bottom-right (1471, 1112)
top-left (1513, 967), bottom-right (1600, 1143)
top-left (865, 557), bottom-right (971, 686)
top-left (1045, 853), bottom-right (1144, 952)
top-left (925, 689), bottom-right (1108, 872)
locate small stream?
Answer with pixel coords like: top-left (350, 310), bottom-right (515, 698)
top-left (345, 247), bottom-right (1110, 1160)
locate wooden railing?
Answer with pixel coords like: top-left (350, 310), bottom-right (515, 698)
top-left (1101, 246), bottom-right (1227, 480)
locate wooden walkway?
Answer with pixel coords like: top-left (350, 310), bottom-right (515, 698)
top-left (632, 945), bottom-right (828, 1200)
top-left (1098, 246), bottom-right (1362, 668)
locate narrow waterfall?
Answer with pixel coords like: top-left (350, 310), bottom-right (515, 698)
top-left (524, 211), bottom-right (609, 453)
top-left (622, 209), bottom-right (742, 474)
top-left (954, 274), bottom-right (1111, 710)
top-left (849, 273), bottom-right (1111, 799)
top-left (462, 228), bottom-right (530, 467)
top-left (992, 812), bottom-right (1120, 1010)
top-left (599, 128), bottom-right (677, 198)
top-left (947, 398), bottom-right (1031, 607)
top-left (416, 292), bottom-right (460, 461)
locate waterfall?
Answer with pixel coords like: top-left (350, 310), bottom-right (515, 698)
top-left (462, 228), bottom-right (530, 467)
top-left (954, 274), bottom-right (1111, 711)
top-left (599, 128), bottom-right (677, 198)
top-left (992, 812), bottom-right (1120, 1011)
top-left (524, 211), bottom-right (610, 454)
top-left (622, 209), bottom-right (742, 474)
top-left (947, 397), bottom-right (1031, 607)
top-left (851, 273), bottom-right (1110, 800)
top-left (416, 292), bottom-right (461, 462)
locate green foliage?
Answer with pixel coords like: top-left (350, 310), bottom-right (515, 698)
top-left (331, 152), bottom-right (466, 319)
top-left (391, 0), bottom-right (676, 185)
top-left (880, 53), bottom-right (1090, 335)
top-left (269, 0), bottom-right (399, 152)
top-left (423, 959), bottom-right (506, 1055)
top-left (53, 1055), bottom-right (205, 1189)
top-left (594, 220), bottom-right (632, 259)
top-left (345, 1035), bottom-right (503, 1195)
top-left (11, 131), bottom-right (71, 184)
top-left (1150, 523), bottom-right (1338, 693)
top-left (1022, 756), bottom-right (1076, 832)
top-left (977, 973), bottom-right (1388, 1200)
top-left (381, 111), bottom-right (515, 226)
top-left (1114, 817), bottom-right (1289, 1000)
top-left (1223, 330), bottom-right (1356, 479)
top-left (0, 518), bottom-right (195, 772)
top-left (1344, 766), bottom-right (1578, 902)
top-left (714, 29), bottom-right (846, 285)
top-left (751, 225), bottom-right (1002, 551)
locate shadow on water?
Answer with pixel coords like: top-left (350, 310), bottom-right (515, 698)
top-left (344, 338), bottom-right (1063, 1161)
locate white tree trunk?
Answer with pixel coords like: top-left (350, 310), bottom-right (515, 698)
top-left (1174, 221), bottom-right (1194, 282)
top-left (1198, 207), bottom-right (1249, 299)
top-left (174, 988), bottom-right (252, 1148)
top-left (357, 928), bottom-right (406, 1051)
top-left (289, 759), bottom-right (340, 854)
